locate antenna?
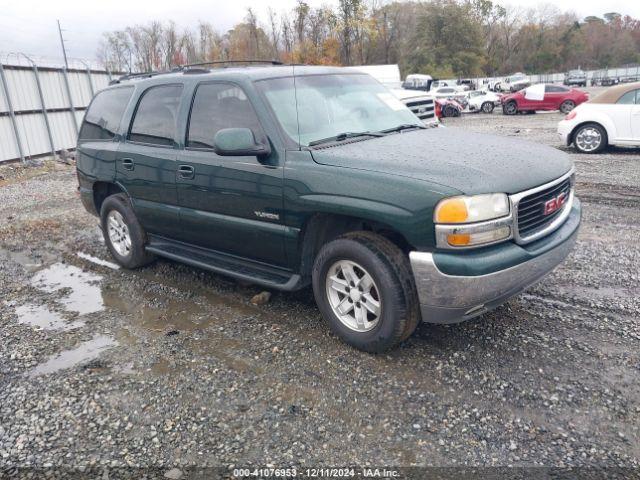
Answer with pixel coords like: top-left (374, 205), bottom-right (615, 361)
top-left (57, 20), bottom-right (69, 69)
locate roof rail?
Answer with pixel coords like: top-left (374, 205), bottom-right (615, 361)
top-left (180, 59), bottom-right (283, 69)
top-left (108, 67), bottom-right (185, 85)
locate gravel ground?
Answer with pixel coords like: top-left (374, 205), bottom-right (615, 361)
top-left (1, 106), bottom-right (639, 477)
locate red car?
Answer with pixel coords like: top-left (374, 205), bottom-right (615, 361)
top-left (502, 84), bottom-right (588, 115)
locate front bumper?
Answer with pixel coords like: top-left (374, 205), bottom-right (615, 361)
top-left (557, 120), bottom-right (574, 145)
top-left (409, 199), bottom-right (581, 324)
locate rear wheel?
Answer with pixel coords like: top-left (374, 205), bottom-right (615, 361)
top-left (481, 101), bottom-right (494, 113)
top-left (312, 232), bottom-right (420, 352)
top-left (573, 123), bottom-right (607, 154)
top-left (503, 101), bottom-right (518, 115)
top-left (560, 100), bottom-right (575, 114)
top-left (100, 193), bottom-right (155, 269)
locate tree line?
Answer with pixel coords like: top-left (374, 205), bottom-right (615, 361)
top-left (97, 0), bottom-right (640, 78)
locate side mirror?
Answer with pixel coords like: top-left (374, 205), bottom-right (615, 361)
top-left (213, 128), bottom-right (271, 157)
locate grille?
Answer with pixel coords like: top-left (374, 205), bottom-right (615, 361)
top-left (405, 99), bottom-right (435, 120)
top-left (517, 177), bottom-right (572, 239)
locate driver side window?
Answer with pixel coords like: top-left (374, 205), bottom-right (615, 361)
top-left (186, 83), bottom-right (263, 150)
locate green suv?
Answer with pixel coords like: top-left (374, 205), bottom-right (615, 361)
top-left (76, 65), bottom-right (581, 352)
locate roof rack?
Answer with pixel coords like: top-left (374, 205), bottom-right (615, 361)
top-left (108, 60), bottom-right (284, 85)
top-left (180, 59), bottom-right (283, 69)
top-left (109, 68), bottom-right (180, 85)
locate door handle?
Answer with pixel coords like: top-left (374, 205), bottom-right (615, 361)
top-left (178, 164), bottom-right (195, 179)
top-left (122, 158), bottom-right (134, 171)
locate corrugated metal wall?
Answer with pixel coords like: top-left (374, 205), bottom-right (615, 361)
top-left (0, 63), bottom-right (114, 163)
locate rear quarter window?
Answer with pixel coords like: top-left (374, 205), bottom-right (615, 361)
top-left (617, 90), bottom-right (639, 105)
top-left (78, 87), bottom-right (134, 141)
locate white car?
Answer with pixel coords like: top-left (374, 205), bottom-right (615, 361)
top-left (499, 73), bottom-right (530, 93)
top-left (466, 90), bottom-right (502, 113)
top-left (558, 82), bottom-right (640, 153)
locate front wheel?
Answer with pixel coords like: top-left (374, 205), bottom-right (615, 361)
top-left (560, 100), bottom-right (575, 114)
top-left (503, 101), bottom-right (518, 115)
top-left (481, 101), bottom-right (495, 113)
top-left (100, 193), bottom-right (155, 269)
top-left (573, 123), bottom-right (607, 154)
top-left (312, 232), bottom-right (420, 353)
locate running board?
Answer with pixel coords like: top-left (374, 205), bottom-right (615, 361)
top-left (146, 235), bottom-right (304, 291)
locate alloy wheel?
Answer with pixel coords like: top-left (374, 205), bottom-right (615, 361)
top-left (325, 260), bottom-right (381, 332)
top-left (107, 210), bottom-right (132, 257)
top-left (560, 101), bottom-right (575, 114)
top-left (575, 127), bottom-right (602, 152)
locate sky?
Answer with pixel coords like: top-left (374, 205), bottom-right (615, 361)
top-left (1, 0), bottom-right (639, 65)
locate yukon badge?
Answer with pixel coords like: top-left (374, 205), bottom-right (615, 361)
top-left (254, 211), bottom-right (280, 220)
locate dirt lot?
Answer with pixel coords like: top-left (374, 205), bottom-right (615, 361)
top-left (1, 107), bottom-right (639, 476)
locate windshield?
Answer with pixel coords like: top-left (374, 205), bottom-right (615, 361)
top-left (257, 74), bottom-right (421, 147)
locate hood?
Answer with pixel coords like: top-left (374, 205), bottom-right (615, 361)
top-left (310, 127), bottom-right (573, 195)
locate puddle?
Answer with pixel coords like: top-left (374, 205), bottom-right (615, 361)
top-left (77, 252), bottom-right (120, 270)
top-left (14, 303), bottom-right (84, 331)
top-left (0, 248), bottom-right (46, 273)
top-left (31, 263), bottom-right (104, 315)
top-left (28, 335), bottom-right (116, 378)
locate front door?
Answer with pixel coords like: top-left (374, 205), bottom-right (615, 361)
top-left (175, 82), bottom-right (286, 267)
top-left (116, 84), bottom-right (183, 238)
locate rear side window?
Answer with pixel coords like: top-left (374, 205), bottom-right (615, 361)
top-left (79, 87), bottom-right (133, 141)
top-left (129, 85), bottom-right (183, 146)
top-left (545, 85), bottom-right (568, 93)
top-left (186, 83), bottom-right (262, 149)
top-left (617, 90), bottom-right (639, 105)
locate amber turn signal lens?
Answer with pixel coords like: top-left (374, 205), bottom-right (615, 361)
top-left (435, 199), bottom-right (468, 223)
top-left (447, 234), bottom-right (471, 246)
top-left (565, 111), bottom-right (577, 120)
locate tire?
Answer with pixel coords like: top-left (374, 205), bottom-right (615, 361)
top-left (443, 105), bottom-right (458, 117)
top-left (503, 101), bottom-right (518, 115)
top-left (573, 123), bottom-right (607, 154)
top-left (481, 101), bottom-right (494, 113)
top-left (560, 100), bottom-right (575, 114)
top-left (100, 193), bottom-right (155, 269)
top-left (312, 231), bottom-right (420, 353)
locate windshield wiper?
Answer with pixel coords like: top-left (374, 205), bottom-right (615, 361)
top-left (308, 131), bottom-right (384, 147)
top-left (380, 124), bottom-right (427, 134)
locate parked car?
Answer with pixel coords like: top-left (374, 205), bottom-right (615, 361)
top-left (499, 73), bottom-right (531, 93)
top-left (558, 82), bottom-right (640, 153)
top-left (430, 86), bottom-right (468, 107)
top-left (466, 90), bottom-right (502, 113)
top-left (601, 76), bottom-right (620, 87)
top-left (436, 98), bottom-right (464, 117)
top-left (77, 65), bottom-right (581, 352)
top-left (564, 69), bottom-right (587, 87)
top-left (456, 78), bottom-right (476, 91)
top-left (502, 84), bottom-right (588, 115)
top-left (402, 73), bottom-right (433, 92)
top-left (391, 88), bottom-right (438, 124)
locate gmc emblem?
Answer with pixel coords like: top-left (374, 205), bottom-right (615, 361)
top-left (543, 192), bottom-right (568, 216)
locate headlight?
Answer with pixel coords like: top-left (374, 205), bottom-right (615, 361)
top-left (434, 194), bottom-right (510, 224)
top-left (434, 193), bottom-right (512, 249)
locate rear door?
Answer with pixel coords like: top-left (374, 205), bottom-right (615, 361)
top-left (116, 84), bottom-right (183, 238)
top-left (175, 81), bottom-right (286, 266)
top-left (628, 89), bottom-right (640, 141)
top-left (609, 89), bottom-right (637, 141)
top-left (543, 85), bottom-right (567, 109)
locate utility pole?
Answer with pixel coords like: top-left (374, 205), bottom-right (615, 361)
top-left (57, 20), bottom-right (69, 69)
